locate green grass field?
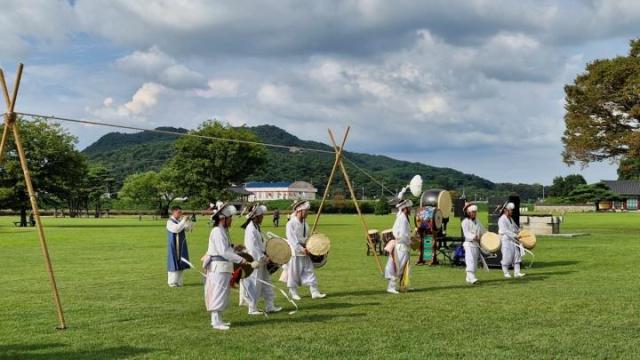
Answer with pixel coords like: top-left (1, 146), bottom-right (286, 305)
top-left (1, 212), bottom-right (639, 359)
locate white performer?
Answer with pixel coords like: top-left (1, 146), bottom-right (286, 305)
top-left (461, 202), bottom-right (485, 284)
top-left (498, 202), bottom-right (526, 279)
top-left (203, 202), bottom-right (259, 331)
top-left (384, 199), bottom-right (412, 294)
top-left (285, 200), bottom-right (326, 300)
top-left (240, 204), bottom-right (282, 315)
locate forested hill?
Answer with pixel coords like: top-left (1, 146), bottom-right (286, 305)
top-left (82, 124), bottom-right (540, 200)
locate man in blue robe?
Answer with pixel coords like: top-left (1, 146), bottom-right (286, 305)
top-left (166, 206), bottom-right (192, 287)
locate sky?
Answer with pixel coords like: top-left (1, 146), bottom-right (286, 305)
top-left (1, 0), bottom-right (638, 184)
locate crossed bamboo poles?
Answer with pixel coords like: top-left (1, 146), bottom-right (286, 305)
top-left (310, 127), bottom-right (384, 274)
top-left (0, 64), bottom-right (67, 330)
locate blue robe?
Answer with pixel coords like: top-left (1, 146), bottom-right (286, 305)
top-left (167, 218), bottom-right (190, 272)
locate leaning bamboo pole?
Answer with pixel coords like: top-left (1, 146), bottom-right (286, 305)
top-left (0, 64), bottom-right (67, 329)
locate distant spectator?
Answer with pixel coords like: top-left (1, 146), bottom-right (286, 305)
top-left (272, 209), bottom-right (280, 227)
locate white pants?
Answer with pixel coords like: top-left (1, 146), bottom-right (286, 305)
top-left (287, 256), bottom-right (318, 289)
top-left (501, 239), bottom-right (522, 267)
top-left (241, 265), bottom-right (275, 310)
top-left (463, 242), bottom-right (480, 274)
top-left (167, 271), bottom-right (184, 286)
top-left (385, 245), bottom-right (409, 290)
top-left (205, 271), bottom-right (231, 312)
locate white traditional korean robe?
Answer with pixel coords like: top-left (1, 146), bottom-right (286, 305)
top-left (461, 217), bottom-right (485, 274)
top-left (204, 226), bottom-right (244, 314)
top-left (498, 214), bottom-right (522, 267)
top-left (285, 216), bottom-right (318, 289)
top-left (384, 211), bottom-right (411, 286)
top-left (240, 221), bottom-right (275, 311)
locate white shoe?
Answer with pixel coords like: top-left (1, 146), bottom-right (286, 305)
top-left (289, 290), bottom-right (301, 301)
top-left (212, 324), bottom-right (230, 331)
top-left (311, 292), bottom-right (327, 299)
top-left (514, 272), bottom-right (526, 278)
top-left (168, 283), bottom-right (179, 288)
top-left (466, 278), bottom-right (479, 285)
top-left (387, 288), bottom-right (399, 294)
top-left (266, 306), bottom-right (283, 313)
top-left (248, 310), bottom-right (264, 316)
top-left (504, 273), bottom-right (512, 279)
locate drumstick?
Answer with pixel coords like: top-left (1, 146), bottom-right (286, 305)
top-left (180, 257), bottom-right (206, 277)
top-left (255, 278), bottom-right (299, 315)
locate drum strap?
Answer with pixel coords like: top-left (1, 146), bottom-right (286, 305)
top-left (507, 239), bottom-right (535, 269)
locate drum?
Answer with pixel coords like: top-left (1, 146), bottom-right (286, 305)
top-left (367, 229), bottom-right (380, 244)
top-left (420, 189), bottom-right (452, 219)
top-left (381, 229), bottom-right (394, 245)
top-left (309, 254), bottom-right (328, 268)
top-left (265, 236), bottom-right (291, 264)
top-left (480, 232), bottom-right (501, 253)
top-left (230, 252), bottom-right (254, 285)
top-left (415, 207), bottom-right (443, 231)
top-left (437, 190), bottom-right (452, 219)
top-left (307, 233), bottom-right (331, 256)
top-left (518, 230), bottom-right (537, 250)
top-left (420, 189), bottom-right (440, 207)
top-left (266, 261), bottom-right (280, 274)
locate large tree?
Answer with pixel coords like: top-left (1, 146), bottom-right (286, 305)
top-left (0, 118), bottom-right (87, 225)
top-left (168, 120), bottom-right (267, 204)
top-left (119, 169), bottom-right (181, 216)
top-left (563, 39), bottom-right (640, 168)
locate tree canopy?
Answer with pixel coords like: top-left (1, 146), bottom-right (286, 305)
top-left (168, 121), bottom-right (268, 204)
top-left (0, 118), bottom-right (88, 224)
top-left (563, 38), bottom-right (640, 167)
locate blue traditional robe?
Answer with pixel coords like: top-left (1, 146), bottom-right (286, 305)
top-left (167, 217), bottom-right (190, 272)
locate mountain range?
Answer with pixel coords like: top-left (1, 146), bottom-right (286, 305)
top-left (82, 125), bottom-right (542, 201)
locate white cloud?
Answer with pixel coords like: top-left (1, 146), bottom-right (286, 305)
top-left (195, 79), bottom-right (240, 98)
top-left (257, 84), bottom-right (292, 107)
top-left (115, 46), bottom-right (205, 89)
top-left (417, 95), bottom-right (448, 115)
top-left (124, 82), bottom-right (165, 114)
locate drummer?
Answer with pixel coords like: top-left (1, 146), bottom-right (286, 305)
top-left (498, 202), bottom-right (525, 279)
top-left (239, 204), bottom-right (282, 315)
top-left (285, 200), bottom-right (327, 300)
top-left (461, 202), bottom-right (485, 284)
top-left (384, 199), bottom-right (412, 294)
top-left (202, 202), bottom-right (259, 331)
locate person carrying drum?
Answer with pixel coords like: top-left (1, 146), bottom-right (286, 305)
top-left (384, 199), bottom-right (412, 294)
top-left (202, 202), bottom-right (259, 331)
top-left (239, 204), bottom-right (282, 315)
top-left (498, 202), bottom-right (526, 279)
top-left (461, 202), bottom-right (485, 284)
top-left (285, 200), bottom-right (327, 300)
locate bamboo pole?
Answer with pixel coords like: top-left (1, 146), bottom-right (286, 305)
top-left (310, 127), bottom-right (350, 234)
top-left (0, 64), bottom-right (67, 329)
top-left (328, 130), bottom-right (383, 274)
top-left (0, 69), bottom-right (13, 162)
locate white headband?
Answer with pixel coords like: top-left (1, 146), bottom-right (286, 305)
top-left (396, 199), bottom-right (413, 210)
top-left (467, 205), bottom-right (478, 213)
top-left (294, 201), bottom-right (311, 212)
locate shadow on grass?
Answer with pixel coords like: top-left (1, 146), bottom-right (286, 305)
top-left (329, 270), bottom-right (577, 297)
top-left (299, 301), bottom-right (381, 311)
top-left (0, 343), bottom-right (152, 360)
top-left (232, 312), bottom-right (367, 328)
top-left (533, 260), bottom-right (580, 268)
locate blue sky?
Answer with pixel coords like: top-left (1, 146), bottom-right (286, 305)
top-left (1, 0), bottom-right (638, 184)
